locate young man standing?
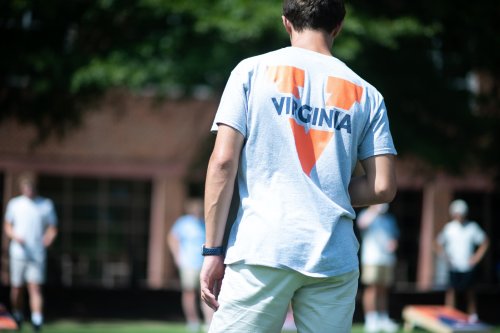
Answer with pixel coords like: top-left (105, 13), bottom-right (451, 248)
top-left (357, 204), bottom-right (399, 333)
top-left (168, 198), bottom-right (214, 331)
top-left (4, 174), bottom-right (58, 332)
top-left (201, 1), bottom-right (397, 332)
top-left (436, 199), bottom-right (489, 323)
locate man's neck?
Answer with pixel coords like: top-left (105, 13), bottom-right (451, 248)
top-left (290, 29), bottom-right (334, 56)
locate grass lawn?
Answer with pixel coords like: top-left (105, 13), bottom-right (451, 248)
top-left (7, 321), bottom-right (500, 333)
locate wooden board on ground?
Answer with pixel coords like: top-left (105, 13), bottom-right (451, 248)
top-left (0, 304), bottom-right (17, 330)
top-left (403, 305), bottom-right (491, 333)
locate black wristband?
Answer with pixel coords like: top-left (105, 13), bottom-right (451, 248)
top-left (201, 245), bottom-right (224, 256)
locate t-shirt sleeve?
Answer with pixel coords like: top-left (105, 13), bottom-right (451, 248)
top-left (358, 98), bottom-right (397, 160)
top-left (436, 227), bottom-right (446, 245)
top-left (171, 218), bottom-right (182, 237)
top-left (211, 63), bottom-right (249, 138)
top-left (46, 199), bottom-right (58, 226)
top-left (471, 222), bottom-right (486, 244)
top-left (4, 200), bottom-right (14, 223)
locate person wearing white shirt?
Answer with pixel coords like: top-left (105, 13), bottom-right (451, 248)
top-left (4, 174), bottom-right (58, 332)
top-left (436, 199), bottom-right (489, 323)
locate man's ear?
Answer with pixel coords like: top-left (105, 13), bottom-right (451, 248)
top-left (331, 21), bottom-right (344, 38)
top-left (282, 15), bottom-right (293, 35)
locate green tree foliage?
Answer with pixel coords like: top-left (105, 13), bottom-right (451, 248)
top-left (1, 0), bottom-right (498, 171)
top-left (347, 0), bottom-right (500, 172)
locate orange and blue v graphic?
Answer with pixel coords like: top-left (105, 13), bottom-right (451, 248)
top-left (267, 65), bottom-right (363, 176)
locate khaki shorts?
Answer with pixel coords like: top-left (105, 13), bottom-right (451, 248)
top-left (209, 263), bottom-right (359, 333)
top-left (361, 264), bottom-right (394, 286)
top-left (179, 267), bottom-right (201, 291)
top-left (10, 257), bottom-right (46, 287)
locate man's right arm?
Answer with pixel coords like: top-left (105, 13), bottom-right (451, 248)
top-left (4, 221), bottom-right (13, 239)
top-left (4, 220), bottom-right (23, 244)
top-left (201, 124), bottom-right (244, 310)
top-left (203, 125), bottom-right (244, 248)
top-left (349, 154), bottom-right (397, 207)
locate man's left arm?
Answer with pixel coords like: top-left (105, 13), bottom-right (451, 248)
top-left (349, 154), bottom-right (397, 207)
top-left (43, 200), bottom-right (58, 247)
top-left (43, 225), bottom-right (57, 247)
top-left (470, 236), bottom-right (489, 267)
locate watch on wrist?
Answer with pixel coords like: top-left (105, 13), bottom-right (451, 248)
top-left (201, 244), bottom-right (224, 256)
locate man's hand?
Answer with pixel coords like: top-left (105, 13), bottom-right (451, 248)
top-left (200, 256), bottom-right (225, 310)
top-left (4, 222), bottom-right (24, 245)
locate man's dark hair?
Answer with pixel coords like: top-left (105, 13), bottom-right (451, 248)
top-left (283, 0), bottom-right (345, 33)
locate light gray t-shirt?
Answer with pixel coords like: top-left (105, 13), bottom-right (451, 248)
top-left (5, 195), bottom-right (57, 261)
top-left (212, 47), bottom-right (397, 277)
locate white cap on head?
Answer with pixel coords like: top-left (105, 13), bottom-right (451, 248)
top-left (449, 199), bottom-right (468, 216)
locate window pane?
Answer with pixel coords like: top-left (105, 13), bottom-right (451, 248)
top-left (38, 175), bottom-right (151, 288)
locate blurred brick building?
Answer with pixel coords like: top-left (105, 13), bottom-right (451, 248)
top-left (0, 90), bottom-right (498, 295)
top-left (0, 91), bottom-right (217, 290)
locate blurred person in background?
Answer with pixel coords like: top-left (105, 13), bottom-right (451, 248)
top-left (435, 199), bottom-right (489, 323)
top-left (357, 203), bottom-right (399, 333)
top-left (3, 173), bottom-right (58, 332)
top-left (168, 198), bottom-right (214, 332)
top-left (200, 0), bottom-right (397, 331)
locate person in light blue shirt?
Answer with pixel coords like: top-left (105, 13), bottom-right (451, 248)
top-left (168, 198), bottom-right (213, 331)
top-left (357, 203), bottom-right (399, 333)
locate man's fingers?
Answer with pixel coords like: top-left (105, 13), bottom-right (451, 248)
top-left (199, 257), bottom-right (225, 310)
top-left (213, 279), bottom-right (221, 299)
top-left (200, 277), bottom-right (219, 310)
top-left (201, 286), bottom-right (219, 310)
